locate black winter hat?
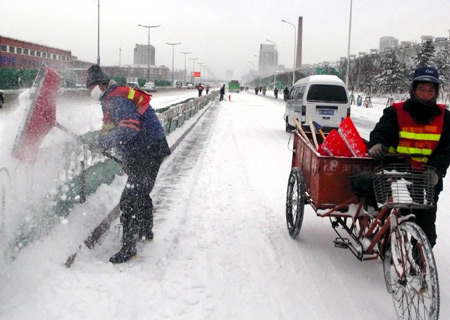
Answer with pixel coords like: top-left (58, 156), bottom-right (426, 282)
top-left (86, 65), bottom-right (110, 88)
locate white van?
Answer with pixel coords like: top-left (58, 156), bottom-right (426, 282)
top-left (284, 75), bottom-right (350, 132)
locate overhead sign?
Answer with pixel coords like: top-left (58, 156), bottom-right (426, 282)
top-left (192, 71), bottom-right (201, 77)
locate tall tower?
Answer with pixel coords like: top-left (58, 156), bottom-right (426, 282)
top-left (296, 16), bottom-right (303, 68)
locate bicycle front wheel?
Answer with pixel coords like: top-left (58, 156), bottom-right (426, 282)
top-left (387, 221), bottom-right (440, 320)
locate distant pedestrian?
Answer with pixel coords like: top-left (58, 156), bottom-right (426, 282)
top-left (283, 87), bottom-right (290, 101)
top-left (255, 87), bottom-right (259, 95)
top-left (262, 87), bottom-right (267, 96)
top-left (274, 87), bottom-right (279, 99)
top-left (206, 86), bottom-right (210, 94)
top-left (197, 84), bottom-right (204, 97)
top-left (219, 84), bottom-right (225, 101)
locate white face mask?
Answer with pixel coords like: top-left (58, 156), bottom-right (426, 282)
top-left (90, 85), bottom-right (104, 100)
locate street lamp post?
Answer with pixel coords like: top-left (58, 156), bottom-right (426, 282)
top-left (282, 19), bottom-right (297, 85)
top-left (180, 51), bottom-right (191, 86)
top-left (346, 0), bottom-right (353, 89)
top-left (189, 57), bottom-right (198, 84)
top-left (202, 65), bottom-right (208, 84)
top-left (138, 24), bottom-right (160, 82)
top-left (266, 39), bottom-right (278, 88)
top-left (97, 0), bottom-right (100, 65)
top-left (197, 62), bottom-right (204, 84)
top-left (166, 42), bottom-right (181, 85)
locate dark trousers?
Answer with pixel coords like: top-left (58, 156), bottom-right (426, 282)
top-left (119, 156), bottom-right (163, 237)
top-left (402, 179), bottom-right (442, 247)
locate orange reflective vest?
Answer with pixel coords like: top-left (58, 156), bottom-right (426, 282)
top-left (105, 86), bottom-right (152, 115)
top-left (101, 86), bottom-right (152, 133)
top-left (390, 102), bottom-right (445, 168)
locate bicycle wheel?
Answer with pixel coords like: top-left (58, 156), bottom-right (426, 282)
top-left (386, 221), bottom-right (439, 320)
top-left (286, 167), bottom-right (305, 238)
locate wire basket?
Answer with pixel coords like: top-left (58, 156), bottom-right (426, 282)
top-left (372, 164), bottom-right (436, 209)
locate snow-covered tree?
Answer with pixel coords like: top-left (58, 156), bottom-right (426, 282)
top-left (374, 49), bottom-right (406, 94)
top-left (435, 44), bottom-right (450, 89)
top-left (415, 40), bottom-right (436, 68)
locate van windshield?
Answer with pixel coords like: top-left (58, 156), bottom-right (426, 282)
top-left (307, 84), bottom-right (348, 103)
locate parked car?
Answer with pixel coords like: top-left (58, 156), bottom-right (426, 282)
top-left (141, 82), bottom-right (157, 93)
top-left (284, 75), bottom-right (350, 132)
top-left (186, 83), bottom-right (193, 89)
top-left (0, 90), bottom-right (4, 108)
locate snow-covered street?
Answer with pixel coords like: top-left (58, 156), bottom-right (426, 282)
top-left (1, 91), bottom-right (450, 319)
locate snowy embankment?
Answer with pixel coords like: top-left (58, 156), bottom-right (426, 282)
top-left (0, 91), bottom-right (449, 320)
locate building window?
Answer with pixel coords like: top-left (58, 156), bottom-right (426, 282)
top-left (52, 54), bottom-right (57, 59)
top-left (9, 46), bottom-right (15, 53)
top-left (0, 45), bottom-right (6, 51)
top-left (36, 51), bottom-right (41, 57)
top-left (16, 48), bottom-right (22, 54)
top-left (23, 49), bottom-right (29, 55)
top-left (42, 52), bottom-right (47, 58)
top-left (30, 50), bottom-right (35, 56)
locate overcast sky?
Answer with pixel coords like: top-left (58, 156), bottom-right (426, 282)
top-left (1, 0), bottom-right (450, 79)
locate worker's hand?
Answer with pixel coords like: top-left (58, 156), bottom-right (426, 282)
top-left (82, 134), bottom-right (106, 154)
top-left (368, 144), bottom-right (387, 161)
top-left (424, 168), bottom-right (439, 186)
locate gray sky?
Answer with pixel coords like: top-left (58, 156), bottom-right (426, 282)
top-left (1, 0), bottom-right (450, 79)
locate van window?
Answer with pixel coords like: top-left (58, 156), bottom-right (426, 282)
top-left (307, 84), bottom-right (348, 103)
top-left (294, 86), bottom-right (305, 100)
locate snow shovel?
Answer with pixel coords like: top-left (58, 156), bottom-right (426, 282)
top-left (11, 64), bottom-right (122, 165)
top-left (293, 117), bottom-right (314, 148)
top-left (312, 121), bottom-right (327, 141)
top-left (12, 64), bottom-right (62, 161)
top-left (307, 117), bottom-right (319, 150)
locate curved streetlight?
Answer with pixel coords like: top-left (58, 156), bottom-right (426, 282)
top-left (189, 57), bottom-right (198, 84)
top-left (166, 42), bottom-right (181, 85)
top-left (138, 24), bottom-right (160, 82)
top-left (266, 39), bottom-right (278, 88)
top-left (180, 51), bottom-right (191, 85)
top-left (197, 62), bottom-right (204, 84)
top-left (282, 19), bottom-right (297, 85)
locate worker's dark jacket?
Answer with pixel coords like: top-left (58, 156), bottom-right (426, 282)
top-left (369, 99), bottom-right (450, 180)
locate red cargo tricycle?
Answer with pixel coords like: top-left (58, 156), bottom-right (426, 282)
top-left (286, 127), bottom-right (440, 320)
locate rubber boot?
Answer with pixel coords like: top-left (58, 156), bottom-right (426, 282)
top-left (138, 209), bottom-right (154, 241)
top-left (109, 221), bottom-right (137, 264)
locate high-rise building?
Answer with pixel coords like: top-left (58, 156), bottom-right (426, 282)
top-left (379, 36), bottom-right (399, 52)
top-left (134, 44), bottom-right (155, 65)
top-left (259, 44), bottom-right (278, 75)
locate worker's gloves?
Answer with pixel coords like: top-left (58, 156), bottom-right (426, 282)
top-left (424, 168), bottom-right (439, 186)
top-left (82, 132), bottom-right (106, 154)
top-left (368, 144), bottom-right (387, 161)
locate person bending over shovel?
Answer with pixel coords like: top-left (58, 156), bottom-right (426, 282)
top-left (86, 65), bottom-right (171, 263)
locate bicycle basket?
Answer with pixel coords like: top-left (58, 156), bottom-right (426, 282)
top-left (372, 164), bottom-right (436, 209)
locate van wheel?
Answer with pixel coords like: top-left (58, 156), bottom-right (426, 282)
top-left (285, 118), bottom-right (294, 132)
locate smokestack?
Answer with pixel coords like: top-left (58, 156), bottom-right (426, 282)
top-left (297, 16), bottom-right (303, 68)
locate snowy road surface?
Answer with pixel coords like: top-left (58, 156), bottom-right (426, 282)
top-left (1, 91), bottom-right (450, 319)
